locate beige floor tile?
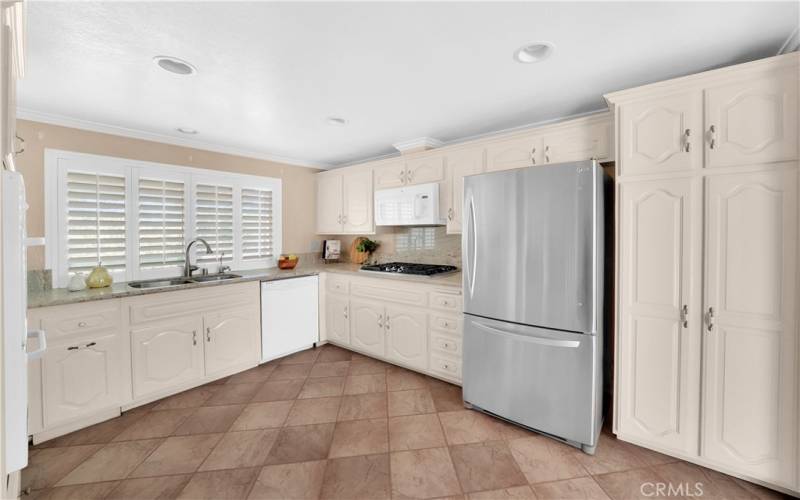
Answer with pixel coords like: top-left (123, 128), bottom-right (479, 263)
top-left (264, 423), bottom-right (335, 465)
top-left (176, 467), bottom-right (259, 500)
top-left (35, 412), bottom-right (140, 448)
top-left (112, 408), bottom-right (194, 441)
top-left (129, 433), bottom-right (223, 478)
top-left (285, 396), bottom-right (341, 426)
top-left (247, 460), bottom-right (327, 499)
top-left (467, 486), bottom-right (537, 500)
top-left (310, 361), bottom-right (351, 378)
top-left (387, 368), bottom-right (429, 391)
top-left (231, 401), bottom-right (294, 431)
top-left (280, 349), bottom-right (321, 365)
top-left (450, 441), bottom-right (527, 493)
top-left (152, 386), bottom-right (220, 411)
top-left (317, 346), bottom-right (353, 363)
top-left (573, 434), bottom-right (650, 475)
top-left (508, 435), bottom-right (588, 484)
top-left (593, 468), bottom-right (667, 500)
top-left (298, 377), bottom-right (345, 399)
top-left (343, 373), bottom-right (387, 395)
top-left (251, 379), bottom-right (305, 402)
top-left (22, 444), bottom-right (104, 490)
top-left (199, 429), bottom-right (279, 471)
top-left (733, 477), bottom-right (789, 500)
top-left (438, 410), bottom-right (507, 445)
top-left (388, 389), bottom-right (436, 416)
top-left (390, 447), bottom-right (462, 499)
top-left (329, 418), bottom-right (389, 458)
top-left (532, 477), bottom-right (611, 500)
top-left (388, 414), bottom-right (446, 451)
top-left (651, 462), bottom-right (752, 499)
top-left (106, 474), bottom-right (191, 499)
top-left (56, 439), bottom-right (162, 486)
top-left (348, 358), bottom-right (389, 375)
top-left (320, 453), bottom-right (390, 500)
top-left (269, 363), bottom-right (313, 380)
top-left (172, 405), bottom-right (245, 435)
top-left (430, 384), bottom-right (465, 413)
top-left (226, 363), bottom-right (277, 385)
top-left (32, 481), bottom-right (120, 500)
top-left (338, 393), bottom-right (388, 421)
top-left (204, 382), bottom-right (262, 406)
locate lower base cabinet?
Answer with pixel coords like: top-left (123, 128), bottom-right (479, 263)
top-left (325, 294), bottom-right (350, 344)
top-left (350, 299), bottom-right (386, 357)
top-left (131, 316), bottom-right (205, 399)
top-left (385, 305), bottom-right (428, 371)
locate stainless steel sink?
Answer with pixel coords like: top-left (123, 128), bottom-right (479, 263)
top-left (128, 273), bottom-right (241, 289)
top-left (190, 273), bottom-right (241, 283)
top-left (128, 277), bottom-right (195, 289)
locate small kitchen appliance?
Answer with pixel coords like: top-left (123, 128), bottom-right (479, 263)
top-left (374, 182), bottom-right (445, 226)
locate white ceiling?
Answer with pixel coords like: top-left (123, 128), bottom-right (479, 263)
top-left (19, 1), bottom-right (799, 168)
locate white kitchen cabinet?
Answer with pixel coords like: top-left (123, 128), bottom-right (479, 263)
top-left (350, 298), bottom-right (386, 358)
top-left (617, 177), bottom-right (702, 455)
top-left (486, 133), bottom-right (544, 172)
top-left (374, 160), bottom-right (407, 189)
top-left (316, 169), bottom-right (374, 234)
top-left (131, 316), bottom-right (205, 399)
top-left (701, 169), bottom-right (797, 485)
top-left (705, 69), bottom-right (798, 169)
top-left (316, 172), bottom-right (344, 234)
top-left (204, 308), bottom-right (260, 377)
top-left (618, 91), bottom-right (703, 175)
top-left (385, 305), bottom-right (428, 371)
top-left (42, 333), bottom-right (125, 429)
top-left (445, 147), bottom-right (485, 234)
top-left (325, 294), bottom-right (350, 345)
top-left (543, 120), bottom-right (612, 164)
top-left (405, 155), bottom-right (445, 185)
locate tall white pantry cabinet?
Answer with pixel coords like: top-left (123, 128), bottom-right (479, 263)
top-left (607, 52), bottom-right (800, 494)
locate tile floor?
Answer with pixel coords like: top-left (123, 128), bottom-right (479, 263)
top-left (23, 344), bottom-right (789, 499)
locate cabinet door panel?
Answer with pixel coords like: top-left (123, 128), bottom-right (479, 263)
top-left (620, 92), bottom-right (702, 175)
top-left (316, 173), bottom-right (343, 234)
top-left (350, 299), bottom-right (385, 357)
top-left (326, 294), bottom-right (350, 345)
top-left (405, 156), bottom-right (445, 185)
top-left (543, 121), bottom-right (611, 164)
top-left (702, 170), bottom-right (797, 484)
top-left (131, 316), bottom-right (204, 398)
top-left (706, 69), bottom-right (799, 168)
top-left (385, 306), bottom-right (428, 371)
top-left (342, 170), bottom-right (374, 233)
top-left (204, 308), bottom-right (260, 376)
top-left (486, 134), bottom-right (543, 172)
top-left (446, 148), bottom-right (484, 234)
top-left (42, 334), bottom-right (123, 428)
top-left (374, 161), bottom-right (407, 189)
top-left (617, 178), bottom-right (701, 455)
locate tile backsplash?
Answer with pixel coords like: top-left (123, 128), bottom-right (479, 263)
top-left (329, 226), bottom-right (461, 267)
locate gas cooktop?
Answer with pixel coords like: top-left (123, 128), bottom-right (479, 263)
top-left (360, 262), bottom-right (458, 276)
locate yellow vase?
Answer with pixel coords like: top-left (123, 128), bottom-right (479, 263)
top-left (86, 263), bottom-right (113, 288)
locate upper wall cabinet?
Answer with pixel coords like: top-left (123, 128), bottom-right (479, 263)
top-left (444, 147), bottom-right (485, 234)
top-left (316, 169), bottom-right (374, 235)
top-left (486, 133), bottom-right (544, 172)
top-left (373, 157), bottom-right (445, 189)
top-left (705, 68), bottom-right (798, 169)
top-left (543, 120), bottom-right (612, 164)
top-left (374, 160), bottom-right (408, 189)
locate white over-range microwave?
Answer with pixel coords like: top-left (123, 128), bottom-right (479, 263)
top-left (374, 182), bottom-right (446, 226)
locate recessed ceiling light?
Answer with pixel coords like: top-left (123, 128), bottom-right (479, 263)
top-left (326, 116), bottom-right (347, 126)
top-left (513, 42), bottom-right (555, 63)
top-left (153, 56), bottom-right (197, 75)
top-left (176, 127), bottom-right (198, 135)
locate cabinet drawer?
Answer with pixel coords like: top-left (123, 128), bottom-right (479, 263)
top-left (326, 275), bottom-right (350, 295)
top-left (429, 291), bottom-right (462, 312)
top-left (431, 313), bottom-right (462, 335)
top-left (431, 332), bottom-right (461, 357)
top-left (351, 279), bottom-right (428, 307)
top-left (32, 299), bottom-right (122, 342)
top-left (430, 354), bottom-right (462, 380)
top-left (128, 281), bottom-right (259, 325)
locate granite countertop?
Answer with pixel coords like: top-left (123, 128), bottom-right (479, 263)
top-left (28, 263), bottom-right (462, 309)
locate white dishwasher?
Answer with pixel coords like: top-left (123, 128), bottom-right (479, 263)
top-left (261, 275), bottom-right (319, 363)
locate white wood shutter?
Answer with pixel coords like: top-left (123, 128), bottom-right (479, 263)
top-left (194, 182), bottom-right (234, 263)
top-left (64, 170), bottom-right (127, 275)
top-left (138, 177), bottom-right (186, 269)
top-left (241, 187), bottom-right (274, 260)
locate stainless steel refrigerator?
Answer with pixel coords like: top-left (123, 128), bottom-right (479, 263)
top-left (462, 159), bottom-right (606, 454)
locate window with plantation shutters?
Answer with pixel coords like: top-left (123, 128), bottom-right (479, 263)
top-left (138, 177), bottom-right (185, 269)
top-left (65, 170), bottom-right (127, 276)
top-left (194, 182), bottom-right (234, 264)
top-left (241, 187), bottom-right (274, 260)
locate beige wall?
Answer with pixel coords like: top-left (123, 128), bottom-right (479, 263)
top-left (16, 119), bottom-right (322, 270)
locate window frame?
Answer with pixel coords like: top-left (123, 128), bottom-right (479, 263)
top-left (45, 149), bottom-right (283, 287)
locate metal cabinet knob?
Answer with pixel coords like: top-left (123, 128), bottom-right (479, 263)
top-left (530, 147), bottom-right (537, 165)
top-left (709, 125), bottom-right (716, 149)
top-left (706, 307), bottom-right (715, 332)
top-left (545, 145), bottom-right (550, 163)
top-left (680, 305), bottom-right (688, 328)
top-left (193, 331), bottom-right (197, 346)
top-left (77, 321), bottom-right (87, 327)
top-left (206, 327), bottom-right (211, 342)
top-left (684, 129), bottom-right (691, 153)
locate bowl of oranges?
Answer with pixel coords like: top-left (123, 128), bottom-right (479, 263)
top-left (278, 254), bottom-right (299, 270)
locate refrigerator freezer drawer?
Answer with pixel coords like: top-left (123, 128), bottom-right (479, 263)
top-left (463, 315), bottom-right (602, 448)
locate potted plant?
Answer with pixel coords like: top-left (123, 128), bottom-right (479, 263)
top-left (352, 237), bottom-right (379, 264)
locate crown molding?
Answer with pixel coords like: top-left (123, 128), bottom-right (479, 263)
top-left (16, 108), bottom-right (331, 170)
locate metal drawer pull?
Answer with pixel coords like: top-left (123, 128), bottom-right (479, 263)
top-left (680, 305), bottom-right (688, 328)
top-left (378, 315), bottom-right (383, 328)
top-left (709, 125), bottom-right (716, 149)
top-left (343, 306), bottom-right (348, 319)
top-left (85, 342), bottom-right (96, 348)
top-left (78, 321), bottom-right (87, 327)
top-left (545, 145), bottom-right (550, 163)
top-left (530, 147), bottom-right (536, 165)
top-left (385, 316), bottom-right (390, 330)
top-left (707, 307), bottom-right (714, 332)
top-left (193, 331), bottom-right (197, 346)
top-left (67, 345), bottom-right (79, 351)
top-left (683, 129), bottom-right (691, 152)
top-left (206, 327), bottom-right (212, 342)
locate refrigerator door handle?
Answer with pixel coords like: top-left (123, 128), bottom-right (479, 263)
top-left (465, 195), bottom-right (477, 298)
top-left (26, 330), bottom-right (47, 360)
top-left (472, 321), bottom-right (580, 348)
